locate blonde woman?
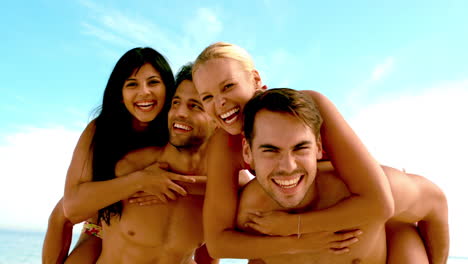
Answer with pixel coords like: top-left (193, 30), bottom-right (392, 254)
top-left (190, 42), bottom-right (445, 263)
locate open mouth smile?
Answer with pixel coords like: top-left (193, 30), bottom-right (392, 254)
top-left (219, 107), bottom-right (240, 124)
top-left (272, 175), bottom-right (303, 189)
top-left (135, 100), bottom-right (156, 111)
top-left (173, 122), bottom-right (193, 132)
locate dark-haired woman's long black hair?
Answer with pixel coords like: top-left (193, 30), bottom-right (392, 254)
top-left (91, 47), bottom-right (175, 225)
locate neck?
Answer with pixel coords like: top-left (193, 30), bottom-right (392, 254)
top-left (132, 119), bottom-right (149, 132)
top-left (163, 142), bottom-right (208, 174)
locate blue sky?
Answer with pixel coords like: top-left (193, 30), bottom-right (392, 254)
top-left (0, 0), bottom-right (467, 259)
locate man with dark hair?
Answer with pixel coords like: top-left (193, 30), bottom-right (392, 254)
top-left (237, 88), bottom-right (449, 263)
top-left (94, 63), bottom-right (219, 264)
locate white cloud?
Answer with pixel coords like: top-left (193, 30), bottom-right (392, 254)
top-left (345, 56), bottom-right (396, 108)
top-left (371, 56), bottom-right (394, 82)
top-left (78, 2), bottom-right (224, 71)
top-left (0, 126), bottom-right (82, 231)
top-left (81, 22), bottom-right (135, 48)
top-left (349, 80), bottom-right (468, 256)
top-left (81, 10), bottom-right (175, 49)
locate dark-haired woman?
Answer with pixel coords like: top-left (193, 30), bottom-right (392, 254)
top-left (43, 47), bottom-right (194, 263)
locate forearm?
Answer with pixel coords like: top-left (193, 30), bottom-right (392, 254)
top-left (305, 91), bottom-right (394, 217)
top-left (207, 229), bottom-right (305, 259)
top-left (297, 194), bottom-right (389, 233)
top-left (42, 199), bottom-right (73, 264)
top-left (64, 175), bottom-right (142, 223)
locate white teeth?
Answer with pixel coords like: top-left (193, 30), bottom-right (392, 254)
top-left (220, 107), bottom-right (239, 119)
top-left (136, 101), bottom-right (154, 107)
top-left (174, 123), bottom-right (191, 131)
top-left (273, 177), bottom-right (301, 188)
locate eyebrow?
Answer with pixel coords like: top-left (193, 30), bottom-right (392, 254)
top-left (218, 77), bottom-right (234, 87)
top-left (199, 91), bottom-right (210, 98)
top-left (258, 141), bottom-right (313, 150)
top-left (295, 141), bottom-right (313, 148)
top-left (258, 144), bottom-right (280, 150)
top-left (125, 75), bottom-right (161, 82)
top-left (188, 98), bottom-right (203, 105)
top-left (198, 77), bottom-right (234, 98)
top-left (172, 96), bottom-right (202, 105)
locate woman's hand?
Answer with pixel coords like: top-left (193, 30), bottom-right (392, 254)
top-left (299, 229), bottom-right (363, 255)
top-left (245, 210), bottom-right (362, 254)
top-left (135, 162), bottom-right (197, 203)
top-left (245, 211), bottom-right (296, 236)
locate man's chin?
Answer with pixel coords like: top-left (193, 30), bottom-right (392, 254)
top-left (169, 138), bottom-right (204, 149)
top-left (271, 197), bottom-right (296, 209)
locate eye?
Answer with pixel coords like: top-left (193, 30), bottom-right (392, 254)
top-left (294, 146), bottom-right (311, 154)
top-left (172, 100), bottom-right (180, 106)
top-left (125, 82), bottom-right (137, 88)
top-left (149, 79), bottom-right (160, 85)
top-left (192, 103), bottom-right (203, 110)
top-left (223, 83), bottom-right (234, 91)
top-left (262, 149), bottom-right (277, 153)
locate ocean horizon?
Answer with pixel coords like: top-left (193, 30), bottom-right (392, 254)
top-left (0, 228), bottom-right (466, 264)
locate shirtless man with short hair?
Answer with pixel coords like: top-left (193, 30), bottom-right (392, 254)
top-left (236, 88), bottom-right (449, 264)
top-left (95, 63), bottom-right (219, 264)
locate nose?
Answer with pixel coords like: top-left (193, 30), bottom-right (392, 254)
top-left (175, 104), bottom-right (189, 119)
top-left (214, 95), bottom-right (226, 109)
top-left (140, 83), bottom-right (151, 95)
top-left (278, 152), bottom-right (297, 173)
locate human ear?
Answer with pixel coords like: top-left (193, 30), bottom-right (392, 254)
top-left (251, 69), bottom-right (264, 90)
top-left (316, 135), bottom-right (323, 160)
top-left (242, 137), bottom-right (254, 167)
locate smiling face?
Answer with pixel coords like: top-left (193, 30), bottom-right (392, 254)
top-left (243, 110), bottom-right (323, 209)
top-left (193, 58), bottom-right (263, 135)
top-left (122, 63), bottom-right (166, 129)
top-left (168, 80), bottom-right (216, 148)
